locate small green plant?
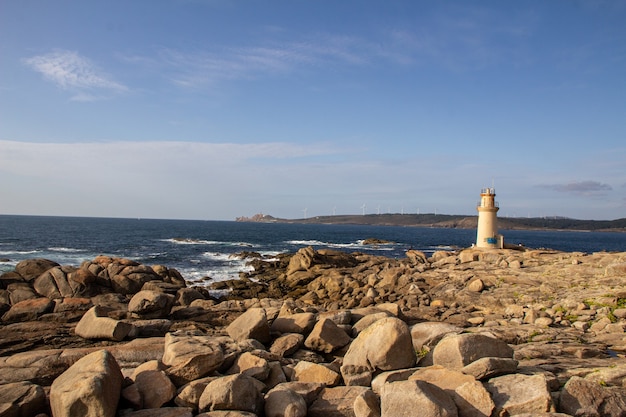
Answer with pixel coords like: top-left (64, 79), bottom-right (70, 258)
top-left (528, 331), bottom-right (541, 342)
top-left (415, 347), bottom-right (429, 359)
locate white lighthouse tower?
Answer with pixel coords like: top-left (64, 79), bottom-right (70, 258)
top-left (476, 187), bottom-right (503, 248)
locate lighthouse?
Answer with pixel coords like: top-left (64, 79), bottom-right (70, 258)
top-left (476, 187), bottom-right (503, 248)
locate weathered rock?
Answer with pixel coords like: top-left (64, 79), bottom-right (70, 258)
top-left (74, 305), bottom-right (133, 341)
top-left (270, 333), bottom-right (304, 356)
top-left (198, 374), bottom-right (264, 414)
top-left (226, 307), bottom-right (271, 343)
top-left (353, 389), bottom-right (381, 417)
top-left (559, 375), bottom-right (626, 417)
top-left (467, 278), bottom-right (485, 292)
top-left (176, 287), bottom-right (205, 306)
top-left (227, 351), bottom-right (270, 380)
top-left (49, 349), bottom-right (123, 417)
top-left (583, 363), bottom-right (626, 387)
top-left (121, 408), bottom-right (194, 417)
top-left (2, 297), bottom-right (55, 322)
top-left (371, 368), bottom-right (420, 394)
top-left (15, 258), bottom-right (59, 282)
top-left (308, 386), bottom-right (371, 417)
top-left (380, 380), bottom-right (458, 417)
top-left (271, 312), bottom-right (316, 335)
top-left (0, 381), bottom-right (47, 417)
top-left (305, 318), bottom-right (351, 353)
top-left (341, 317), bottom-right (416, 386)
top-left (351, 312), bottom-right (392, 336)
top-left (196, 412), bottom-right (257, 417)
top-left (461, 357), bottom-right (518, 380)
top-left (293, 361), bottom-right (342, 386)
top-left (6, 283), bottom-right (37, 305)
top-left (33, 266), bottom-right (75, 299)
top-left (264, 387), bottom-right (307, 417)
top-left (410, 322), bottom-right (463, 351)
top-left (453, 380), bottom-right (496, 417)
top-left (174, 376), bottom-right (217, 410)
top-left (123, 369), bottom-right (177, 409)
top-left (128, 290), bottom-right (175, 318)
top-left (272, 382), bottom-right (325, 406)
top-left (432, 333), bottom-right (513, 370)
top-left (408, 365), bottom-right (495, 417)
top-left (111, 265), bottom-right (160, 295)
top-left (162, 332), bottom-right (225, 386)
top-left (485, 373), bottom-right (554, 416)
top-left (286, 246), bottom-right (317, 275)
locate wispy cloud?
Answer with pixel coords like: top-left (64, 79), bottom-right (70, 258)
top-left (538, 180), bottom-right (613, 194)
top-left (23, 50), bottom-right (127, 100)
top-left (152, 34), bottom-right (372, 89)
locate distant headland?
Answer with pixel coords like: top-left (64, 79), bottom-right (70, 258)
top-left (236, 212), bottom-right (626, 232)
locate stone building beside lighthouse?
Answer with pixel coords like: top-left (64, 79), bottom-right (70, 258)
top-left (476, 187), bottom-right (504, 248)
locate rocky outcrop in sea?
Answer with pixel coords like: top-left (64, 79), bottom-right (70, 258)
top-left (1, 247), bottom-right (626, 416)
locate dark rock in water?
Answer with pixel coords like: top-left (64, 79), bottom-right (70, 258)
top-left (362, 238), bottom-right (393, 245)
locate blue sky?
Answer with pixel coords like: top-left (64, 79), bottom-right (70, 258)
top-left (1, 0), bottom-right (625, 220)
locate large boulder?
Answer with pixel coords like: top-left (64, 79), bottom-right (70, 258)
top-left (111, 264), bottom-right (161, 295)
top-left (226, 308), bottom-right (271, 343)
top-left (409, 365), bottom-right (494, 417)
top-left (1, 297), bottom-right (55, 322)
top-left (162, 332), bottom-right (225, 386)
top-left (380, 380), bottom-right (457, 417)
top-left (198, 374), bottom-right (265, 414)
top-left (559, 376), bottom-right (626, 417)
top-left (49, 349), bottom-right (123, 417)
top-left (74, 305), bottom-right (133, 341)
top-left (264, 387), bottom-right (307, 417)
top-left (304, 318), bottom-right (351, 353)
top-left (271, 312), bottom-right (316, 335)
top-left (123, 370), bottom-right (177, 409)
top-left (128, 290), bottom-right (175, 318)
top-left (270, 333), bottom-right (304, 356)
top-left (174, 376), bottom-right (217, 410)
top-left (0, 381), bottom-right (47, 417)
top-left (293, 361), bottom-right (342, 386)
top-left (341, 317), bottom-right (416, 386)
top-left (410, 322), bottom-right (463, 351)
top-left (432, 333), bottom-right (513, 370)
top-left (227, 352), bottom-right (270, 381)
top-left (485, 374), bottom-right (554, 416)
top-left (33, 266), bottom-right (75, 299)
top-left (14, 258), bottom-right (59, 282)
top-left (308, 386), bottom-right (371, 417)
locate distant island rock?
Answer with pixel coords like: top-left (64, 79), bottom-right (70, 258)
top-left (235, 213), bottom-right (278, 222)
top-left (236, 212), bottom-right (626, 232)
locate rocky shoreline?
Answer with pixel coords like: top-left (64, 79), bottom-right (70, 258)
top-left (1, 247), bottom-right (626, 416)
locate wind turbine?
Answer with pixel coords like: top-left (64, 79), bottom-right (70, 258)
top-left (361, 204), bottom-right (366, 216)
top-left (377, 205), bottom-right (381, 215)
top-left (302, 208), bottom-right (308, 219)
top-left (332, 206), bottom-right (336, 216)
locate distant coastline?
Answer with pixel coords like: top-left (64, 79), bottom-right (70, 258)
top-left (236, 213), bottom-right (626, 232)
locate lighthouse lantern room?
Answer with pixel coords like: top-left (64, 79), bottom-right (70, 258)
top-left (476, 187), bottom-right (504, 249)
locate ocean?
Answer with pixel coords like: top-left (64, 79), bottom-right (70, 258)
top-left (1, 215), bottom-right (625, 287)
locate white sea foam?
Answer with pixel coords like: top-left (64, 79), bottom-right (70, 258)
top-left (162, 238), bottom-right (219, 245)
top-left (287, 239), bottom-right (395, 251)
top-left (48, 247), bottom-right (85, 253)
top-left (0, 250), bottom-right (41, 255)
